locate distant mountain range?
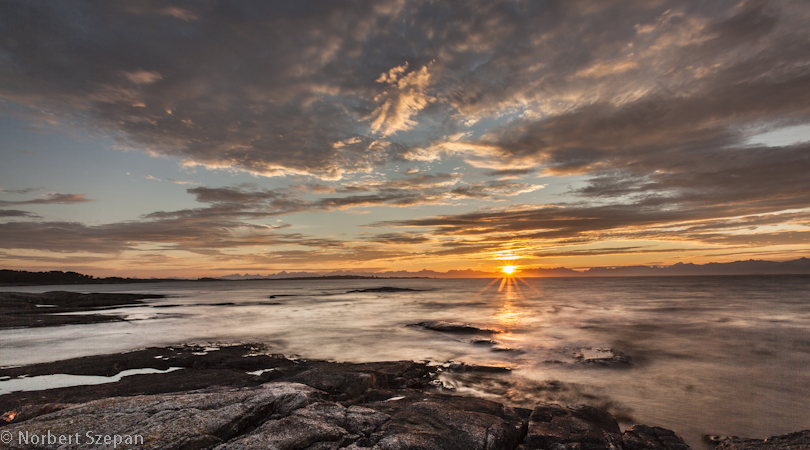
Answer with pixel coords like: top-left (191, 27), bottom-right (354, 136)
top-left (2, 258), bottom-right (808, 286)
top-left (223, 257), bottom-right (810, 279)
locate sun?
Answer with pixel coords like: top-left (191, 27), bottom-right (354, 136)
top-left (501, 265), bottom-right (518, 275)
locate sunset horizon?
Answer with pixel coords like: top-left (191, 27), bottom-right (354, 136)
top-left (2, 1), bottom-right (809, 278)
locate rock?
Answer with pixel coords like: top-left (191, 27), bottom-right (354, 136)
top-left (216, 401), bottom-right (390, 450)
top-left (368, 394), bottom-right (527, 450)
top-left (445, 362), bottom-right (512, 373)
top-left (407, 321), bottom-right (500, 335)
top-left (0, 382), bottom-right (324, 449)
top-left (623, 424), bottom-right (691, 449)
top-left (0, 345), bottom-right (708, 450)
top-left (0, 291), bottom-right (164, 329)
top-left (712, 430), bottom-right (810, 449)
top-left (346, 287), bottom-right (423, 293)
top-left (518, 402), bottom-right (623, 450)
top-left (572, 348), bottom-right (631, 366)
top-left (289, 368), bottom-right (377, 401)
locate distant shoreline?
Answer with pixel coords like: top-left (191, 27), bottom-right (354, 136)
top-left (2, 258), bottom-right (809, 286)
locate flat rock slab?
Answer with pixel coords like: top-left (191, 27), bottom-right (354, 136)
top-left (346, 287), bottom-right (424, 293)
top-left (0, 382), bottom-right (324, 450)
top-left (713, 430), bottom-right (810, 449)
top-left (407, 321), bottom-right (500, 335)
top-left (216, 390), bottom-right (527, 450)
top-left (0, 291), bottom-right (165, 329)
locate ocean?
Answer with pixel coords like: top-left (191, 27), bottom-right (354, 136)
top-left (1, 275), bottom-right (808, 449)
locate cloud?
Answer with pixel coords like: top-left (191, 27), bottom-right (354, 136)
top-left (1, 0), bottom-right (808, 267)
top-left (0, 193), bottom-right (94, 206)
top-left (367, 64), bottom-right (434, 136)
top-left (0, 187), bottom-right (39, 194)
top-left (123, 70), bottom-right (163, 85)
top-left (0, 209), bottom-right (40, 218)
top-left (167, 178), bottom-right (200, 185)
top-left (371, 201), bottom-right (810, 255)
top-left (3, 0), bottom-right (807, 185)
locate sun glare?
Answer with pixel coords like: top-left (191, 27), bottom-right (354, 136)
top-left (501, 265), bottom-right (517, 275)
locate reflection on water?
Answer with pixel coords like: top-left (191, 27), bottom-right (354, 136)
top-left (1, 275), bottom-right (809, 449)
top-left (494, 277), bottom-right (525, 329)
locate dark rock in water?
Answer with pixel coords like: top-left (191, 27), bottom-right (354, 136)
top-left (346, 287), bottom-right (424, 293)
top-left (0, 343), bottom-right (709, 450)
top-left (711, 430), bottom-right (810, 449)
top-left (550, 347), bottom-right (632, 367)
top-left (518, 402), bottom-right (624, 450)
top-left (491, 346), bottom-right (524, 354)
top-left (407, 321), bottom-right (500, 335)
top-left (624, 424), bottom-right (691, 449)
top-left (0, 291), bottom-right (165, 329)
top-left (471, 339), bottom-right (498, 346)
top-left (445, 362), bottom-right (512, 373)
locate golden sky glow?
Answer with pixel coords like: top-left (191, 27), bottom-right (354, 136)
top-left (1, 1), bottom-right (809, 278)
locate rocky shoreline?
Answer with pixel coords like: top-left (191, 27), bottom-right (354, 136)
top-left (1, 344), bottom-right (807, 450)
top-left (0, 291), bottom-right (166, 329)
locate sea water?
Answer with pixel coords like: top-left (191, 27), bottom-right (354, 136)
top-left (1, 275), bottom-right (808, 449)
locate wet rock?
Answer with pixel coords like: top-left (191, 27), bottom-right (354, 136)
top-left (518, 402), bottom-right (623, 450)
top-left (0, 291), bottom-right (164, 329)
top-left (0, 345), bottom-right (704, 450)
top-left (289, 368), bottom-right (377, 401)
top-left (0, 346), bottom-right (434, 414)
top-left (346, 287), bottom-right (424, 293)
top-left (471, 339), bottom-right (499, 346)
top-left (623, 424), bottom-right (691, 449)
top-left (491, 347), bottom-right (523, 354)
top-left (445, 362), bottom-right (512, 373)
top-left (711, 430), bottom-right (810, 449)
top-left (550, 347), bottom-right (631, 367)
top-left (407, 321), bottom-right (500, 335)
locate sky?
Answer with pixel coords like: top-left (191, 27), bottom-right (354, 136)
top-left (1, 0), bottom-right (809, 278)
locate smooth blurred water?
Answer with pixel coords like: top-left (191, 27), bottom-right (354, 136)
top-left (1, 275), bottom-right (809, 449)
